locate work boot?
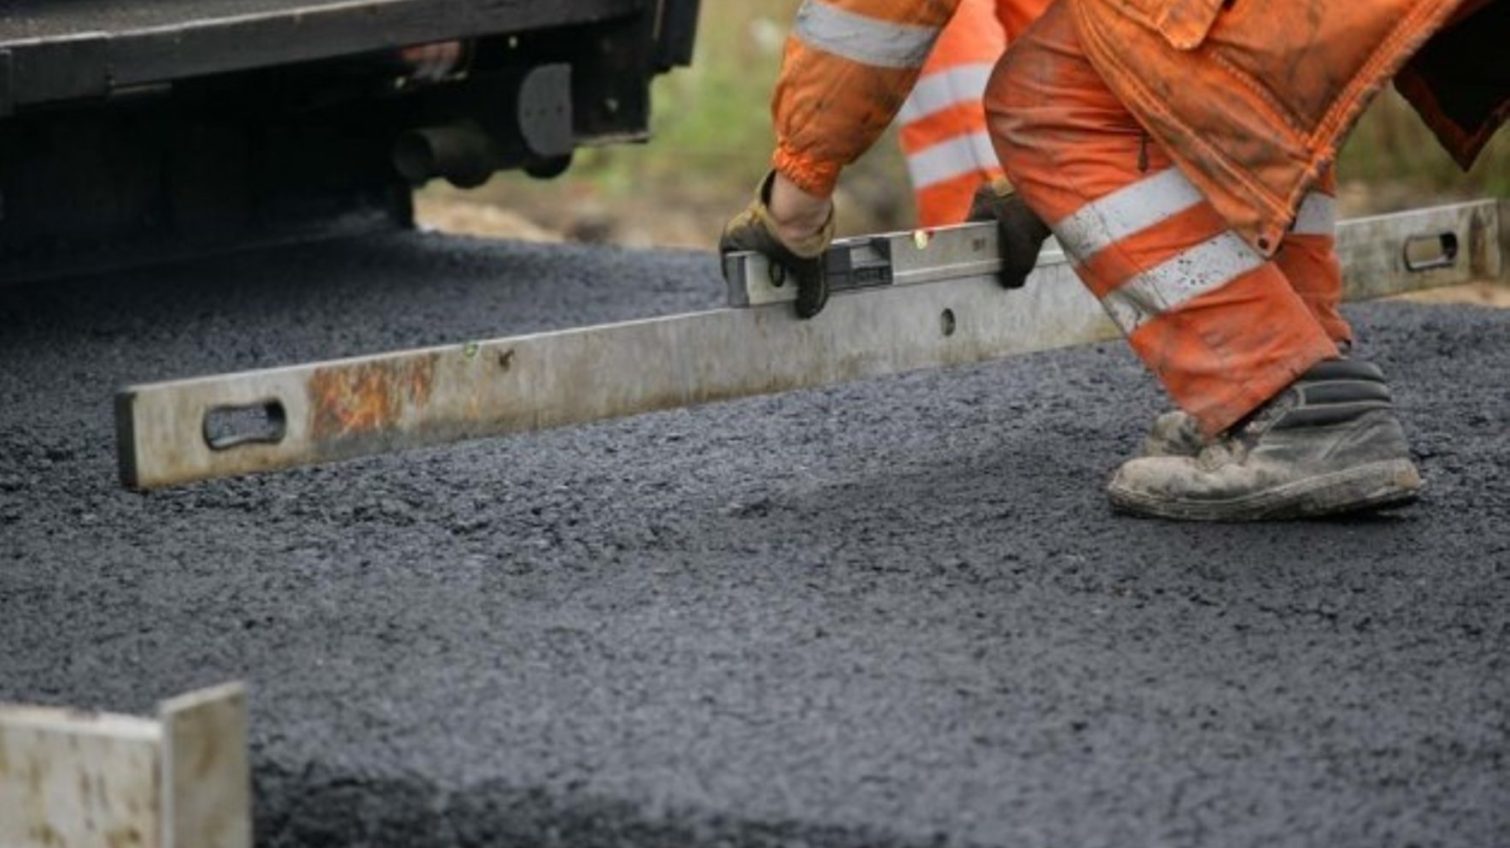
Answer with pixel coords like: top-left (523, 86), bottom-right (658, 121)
top-left (1141, 410), bottom-right (1206, 457)
top-left (1136, 342), bottom-right (1353, 458)
top-left (1107, 359), bottom-right (1422, 521)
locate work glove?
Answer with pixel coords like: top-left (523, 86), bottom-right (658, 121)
top-left (720, 171), bottom-right (836, 319)
top-left (967, 177), bottom-right (1052, 290)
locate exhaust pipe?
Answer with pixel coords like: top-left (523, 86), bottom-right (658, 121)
top-left (392, 121), bottom-right (500, 189)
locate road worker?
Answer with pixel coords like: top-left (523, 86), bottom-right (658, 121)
top-left (897, 0), bottom-right (1051, 228)
top-left (722, 0), bottom-right (1507, 521)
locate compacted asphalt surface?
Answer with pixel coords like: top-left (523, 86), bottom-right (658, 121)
top-left (1, 232), bottom-right (1506, 848)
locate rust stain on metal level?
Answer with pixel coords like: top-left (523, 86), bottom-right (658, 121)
top-left (309, 355), bottom-right (439, 440)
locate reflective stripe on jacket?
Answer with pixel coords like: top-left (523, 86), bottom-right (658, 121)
top-left (772, 0), bottom-right (963, 197)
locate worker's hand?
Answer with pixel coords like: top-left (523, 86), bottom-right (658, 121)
top-left (720, 171), bottom-right (836, 319)
top-left (967, 178), bottom-right (1052, 290)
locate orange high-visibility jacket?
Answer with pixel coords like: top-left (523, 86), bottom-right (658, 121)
top-left (772, 0), bottom-right (965, 197)
top-left (1069, 0), bottom-right (1507, 254)
top-left (773, 0), bottom-right (1508, 249)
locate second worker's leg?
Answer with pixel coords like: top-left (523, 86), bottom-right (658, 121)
top-left (899, 0), bottom-right (1008, 228)
top-left (982, 3), bottom-right (1420, 520)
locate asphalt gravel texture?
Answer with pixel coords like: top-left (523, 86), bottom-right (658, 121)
top-left (1, 233), bottom-right (1507, 848)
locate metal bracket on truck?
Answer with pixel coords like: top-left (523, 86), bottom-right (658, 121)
top-left (115, 199), bottom-right (1509, 490)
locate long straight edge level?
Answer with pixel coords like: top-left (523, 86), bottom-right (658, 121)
top-left (117, 199), bottom-right (1507, 489)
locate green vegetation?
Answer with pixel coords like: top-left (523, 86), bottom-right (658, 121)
top-left (1341, 90), bottom-right (1510, 208)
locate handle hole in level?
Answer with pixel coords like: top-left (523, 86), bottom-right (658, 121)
top-left (940, 308), bottom-right (957, 337)
top-left (203, 401), bottom-right (287, 451)
top-left (1403, 232), bottom-right (1459, 272)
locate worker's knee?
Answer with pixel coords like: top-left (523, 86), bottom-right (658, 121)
top-left (980, 0), bottom-right (1117, 192)
top-left (970, 47), bottom-right (1062, 237)
top-left (982, 49), bottom-right (1047, 189)
top-left (983, 0), bottom-right (1084, 179)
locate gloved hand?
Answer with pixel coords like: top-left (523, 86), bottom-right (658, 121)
top-left (967, 177), bottom-right (1052, 290)
top-left (720, 171), bottom-right (836, 319)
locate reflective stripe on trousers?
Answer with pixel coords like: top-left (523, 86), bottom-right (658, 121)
top-left (1052, 165), bottom-right (1345, 341)
top-left (898, 64), bottom-right (995, 124)
top-left (985, 1), bottom-right (1343, 434)
top-left (1278, 170), bottom-right (1351, 345)
top-left (906, 131), bottom-right (1000, 189)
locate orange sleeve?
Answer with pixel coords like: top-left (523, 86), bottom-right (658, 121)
top-left (771, 0), bottom-right (963, 197)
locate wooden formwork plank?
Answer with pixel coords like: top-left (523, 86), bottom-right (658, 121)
top-left (0, 684), bottom-right (250, 848)
top-left (162, 684), bottom-right (251, 848)
top-left (0, 707), bottom-right (163, 848)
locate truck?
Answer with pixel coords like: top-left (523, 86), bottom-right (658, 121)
top-left (0, 0), bottom-right (701, 283)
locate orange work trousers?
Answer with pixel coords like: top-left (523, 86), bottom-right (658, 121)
top-left (984, 2), bottom-right (1350, 435)
top-left (900, 0), bottom-right (1051, 227)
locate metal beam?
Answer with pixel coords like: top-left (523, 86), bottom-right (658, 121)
top-left (117, 200), bottom-right (1503, 490)
top-left (724, 198), bottom-right (1503, 308)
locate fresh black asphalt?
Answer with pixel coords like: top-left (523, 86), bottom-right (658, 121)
top-left (1, 233), bottom-right (1506, 847)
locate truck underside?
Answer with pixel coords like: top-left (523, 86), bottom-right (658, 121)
top-left (0, 0), bottom-right (699, 283)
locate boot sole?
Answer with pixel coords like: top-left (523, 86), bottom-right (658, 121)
top-left (1107, 458), bottom-right (1423, 522)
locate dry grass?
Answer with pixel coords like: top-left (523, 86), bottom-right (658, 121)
top-left (1340, 91), bottom-right (1510, 214)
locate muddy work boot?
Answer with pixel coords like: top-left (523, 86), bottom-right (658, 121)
top-left (1108, 360), bottom-right (1422, 521)
top-left (1140, 410), bottom-right (1206, 458)
top-left (1136, 342), bottom-right (1356, 458)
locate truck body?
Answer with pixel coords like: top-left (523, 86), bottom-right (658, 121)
top-left (0, 0), bottom-right (700, 282)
